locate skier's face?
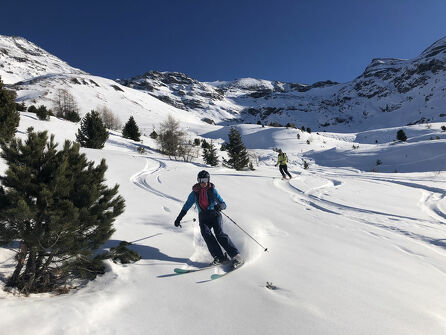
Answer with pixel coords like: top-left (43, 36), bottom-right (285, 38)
top-left (198, 177), bottom-right (209, 187)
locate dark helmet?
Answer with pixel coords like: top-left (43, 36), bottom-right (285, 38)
top-left (197, 170), bottom-right (210, 183)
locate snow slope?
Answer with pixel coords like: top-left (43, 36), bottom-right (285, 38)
top-left (1, 113), bottom-right (446, 335)
top-left (0, 35), bottom-right (86, 84)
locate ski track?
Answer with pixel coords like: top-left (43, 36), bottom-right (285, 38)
top-left (273, 170), bottom-right (446, 256)
top-left (130, 157), bottom-right (182, 204)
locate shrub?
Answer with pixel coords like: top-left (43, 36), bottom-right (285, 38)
top-left (27, 105), bottom-right (38, 114)
top-left (98, 106), bottom-right (121, 130)
top-left (396, 129), bottom-right (407, 142)
top-left (0, 129), bottom-right (125, 293)
top-left (15, 102), bottom-right (26, 111)
top-left (54, 89), bottom-right (80, 122)
top-left (156, 114), bottom-right (196, 161)
top-left (150, 130), bottom-right (158, 139)
top-left (36, 105), bottom-right (51, 121)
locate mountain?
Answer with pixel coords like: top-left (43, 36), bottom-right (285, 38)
top-left (0, 35), bottom-right (86, 84)
top-left (118, 37), bottom-right (446, 132)
top-left (0, 35), bottom-right (206, 135)
top-left (1, 34), bottom-right (446, 133)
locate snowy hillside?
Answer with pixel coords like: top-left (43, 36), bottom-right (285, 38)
top-left (0, 35), bottom-right (213, 135)
top-left (1, 112), bottom-right (446, 335)
top-left (0, 35), bottom-right (86, 84)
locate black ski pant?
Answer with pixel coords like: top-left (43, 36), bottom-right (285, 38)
top-left (279, 164), bottom-right (292, 178)
top-left (199, 210), bottom-right (239, 260)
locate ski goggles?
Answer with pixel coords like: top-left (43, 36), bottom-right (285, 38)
top-left (197, 177), bottom-right (209, 184)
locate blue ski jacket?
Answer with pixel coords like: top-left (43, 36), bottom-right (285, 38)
top-left (182, 183), bottom-right (227, 213)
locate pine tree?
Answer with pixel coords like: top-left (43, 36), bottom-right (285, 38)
top-left (36, 105), bottom-right (50, 121)
top-left (122, 116), bottom-right (141, 141)
top-left (223, 127), bottom-right (250, 170)
top-left (0, 129), bottom-right (125, 293)
top-left (76, 110), bottom-right (109, 149)
top-left (0, 77), bottom-right (20, 143)
top-left (202, 140), bottom-right (219, 166)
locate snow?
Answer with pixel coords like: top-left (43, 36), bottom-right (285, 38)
top-left (1, 112), bottom-right (446, 335)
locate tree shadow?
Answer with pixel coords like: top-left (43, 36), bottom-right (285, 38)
top-left (99, 238), bottom-right (206, 270)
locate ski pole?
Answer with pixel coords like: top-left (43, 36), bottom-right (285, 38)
top-left (221, 212), bottom-right (268, 252)
top-left (182, 218), bottom-right (197, 224)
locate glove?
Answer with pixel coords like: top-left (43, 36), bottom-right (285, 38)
top-left (174, 210), bottom-right (187, 227)
top-left (215, 203), bottom-right (226, 211)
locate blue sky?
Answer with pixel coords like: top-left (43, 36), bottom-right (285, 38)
top-left (2, 0), bottom-right (446, 84)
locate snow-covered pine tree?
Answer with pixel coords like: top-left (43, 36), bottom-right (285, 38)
top-left (202, 140), bottom-right (219, 166)
top-left (0, 77), bottom-right (20, 143)
top-left (76, 110), bottom-right (109, 149)
top-left (0, 129), bottom-right (125, 294)
top-left (223, 127), bottom-right (249, 170)
top-left (122, 116), bottom-right (141, 141)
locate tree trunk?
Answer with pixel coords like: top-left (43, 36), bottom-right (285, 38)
top-left (7, 242), bottom-right (27, 287)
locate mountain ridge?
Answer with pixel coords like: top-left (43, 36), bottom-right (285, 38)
top-left (1, 34), bottom-right (445, 132)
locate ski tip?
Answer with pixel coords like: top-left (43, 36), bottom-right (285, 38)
top-left (174, 268), bottom-right (190, 274)
top-left (210, 274), bottom-right (223, 280)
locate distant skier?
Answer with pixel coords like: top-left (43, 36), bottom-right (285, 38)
top-left (275, 149), bottom-right (292, 179)
top-left (174, 170), bottom-right (243, 267)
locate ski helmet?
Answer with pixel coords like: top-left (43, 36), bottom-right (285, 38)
top-left (197, 170), bottom-right (210, 183)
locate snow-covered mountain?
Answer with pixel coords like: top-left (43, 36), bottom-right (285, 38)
top-left (1, 34), bottom-right (445, 133)
top-left (0, 35), bottom-right (86, 84)
top-left (0, 35), bottom-right (209, 136)
top-left (118, 37), bottom-right (446, 132)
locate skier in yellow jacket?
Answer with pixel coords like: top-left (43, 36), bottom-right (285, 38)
top-left (275, 149), bottom-right (292, 179)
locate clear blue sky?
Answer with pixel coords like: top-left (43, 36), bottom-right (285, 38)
top-left (2, 0), bottom-right (446, 84)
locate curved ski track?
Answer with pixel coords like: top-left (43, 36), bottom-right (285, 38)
top-left (130, 157), bottom-right (182, 203)
top-left (273, 171), bottom-right (446, 254)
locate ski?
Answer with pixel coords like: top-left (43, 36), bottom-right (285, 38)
top-left (174, 261), bottom-right (231, 275)
top-left (210, 262), bottom-right (244, 280)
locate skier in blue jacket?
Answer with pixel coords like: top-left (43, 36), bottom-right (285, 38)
top-left (174, 170), bottom-right (243, 267)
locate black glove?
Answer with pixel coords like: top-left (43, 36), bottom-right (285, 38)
top-left (215, 203), bottom-right (226, 211)
top-left (174, 210), bottom-right (187, 227)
